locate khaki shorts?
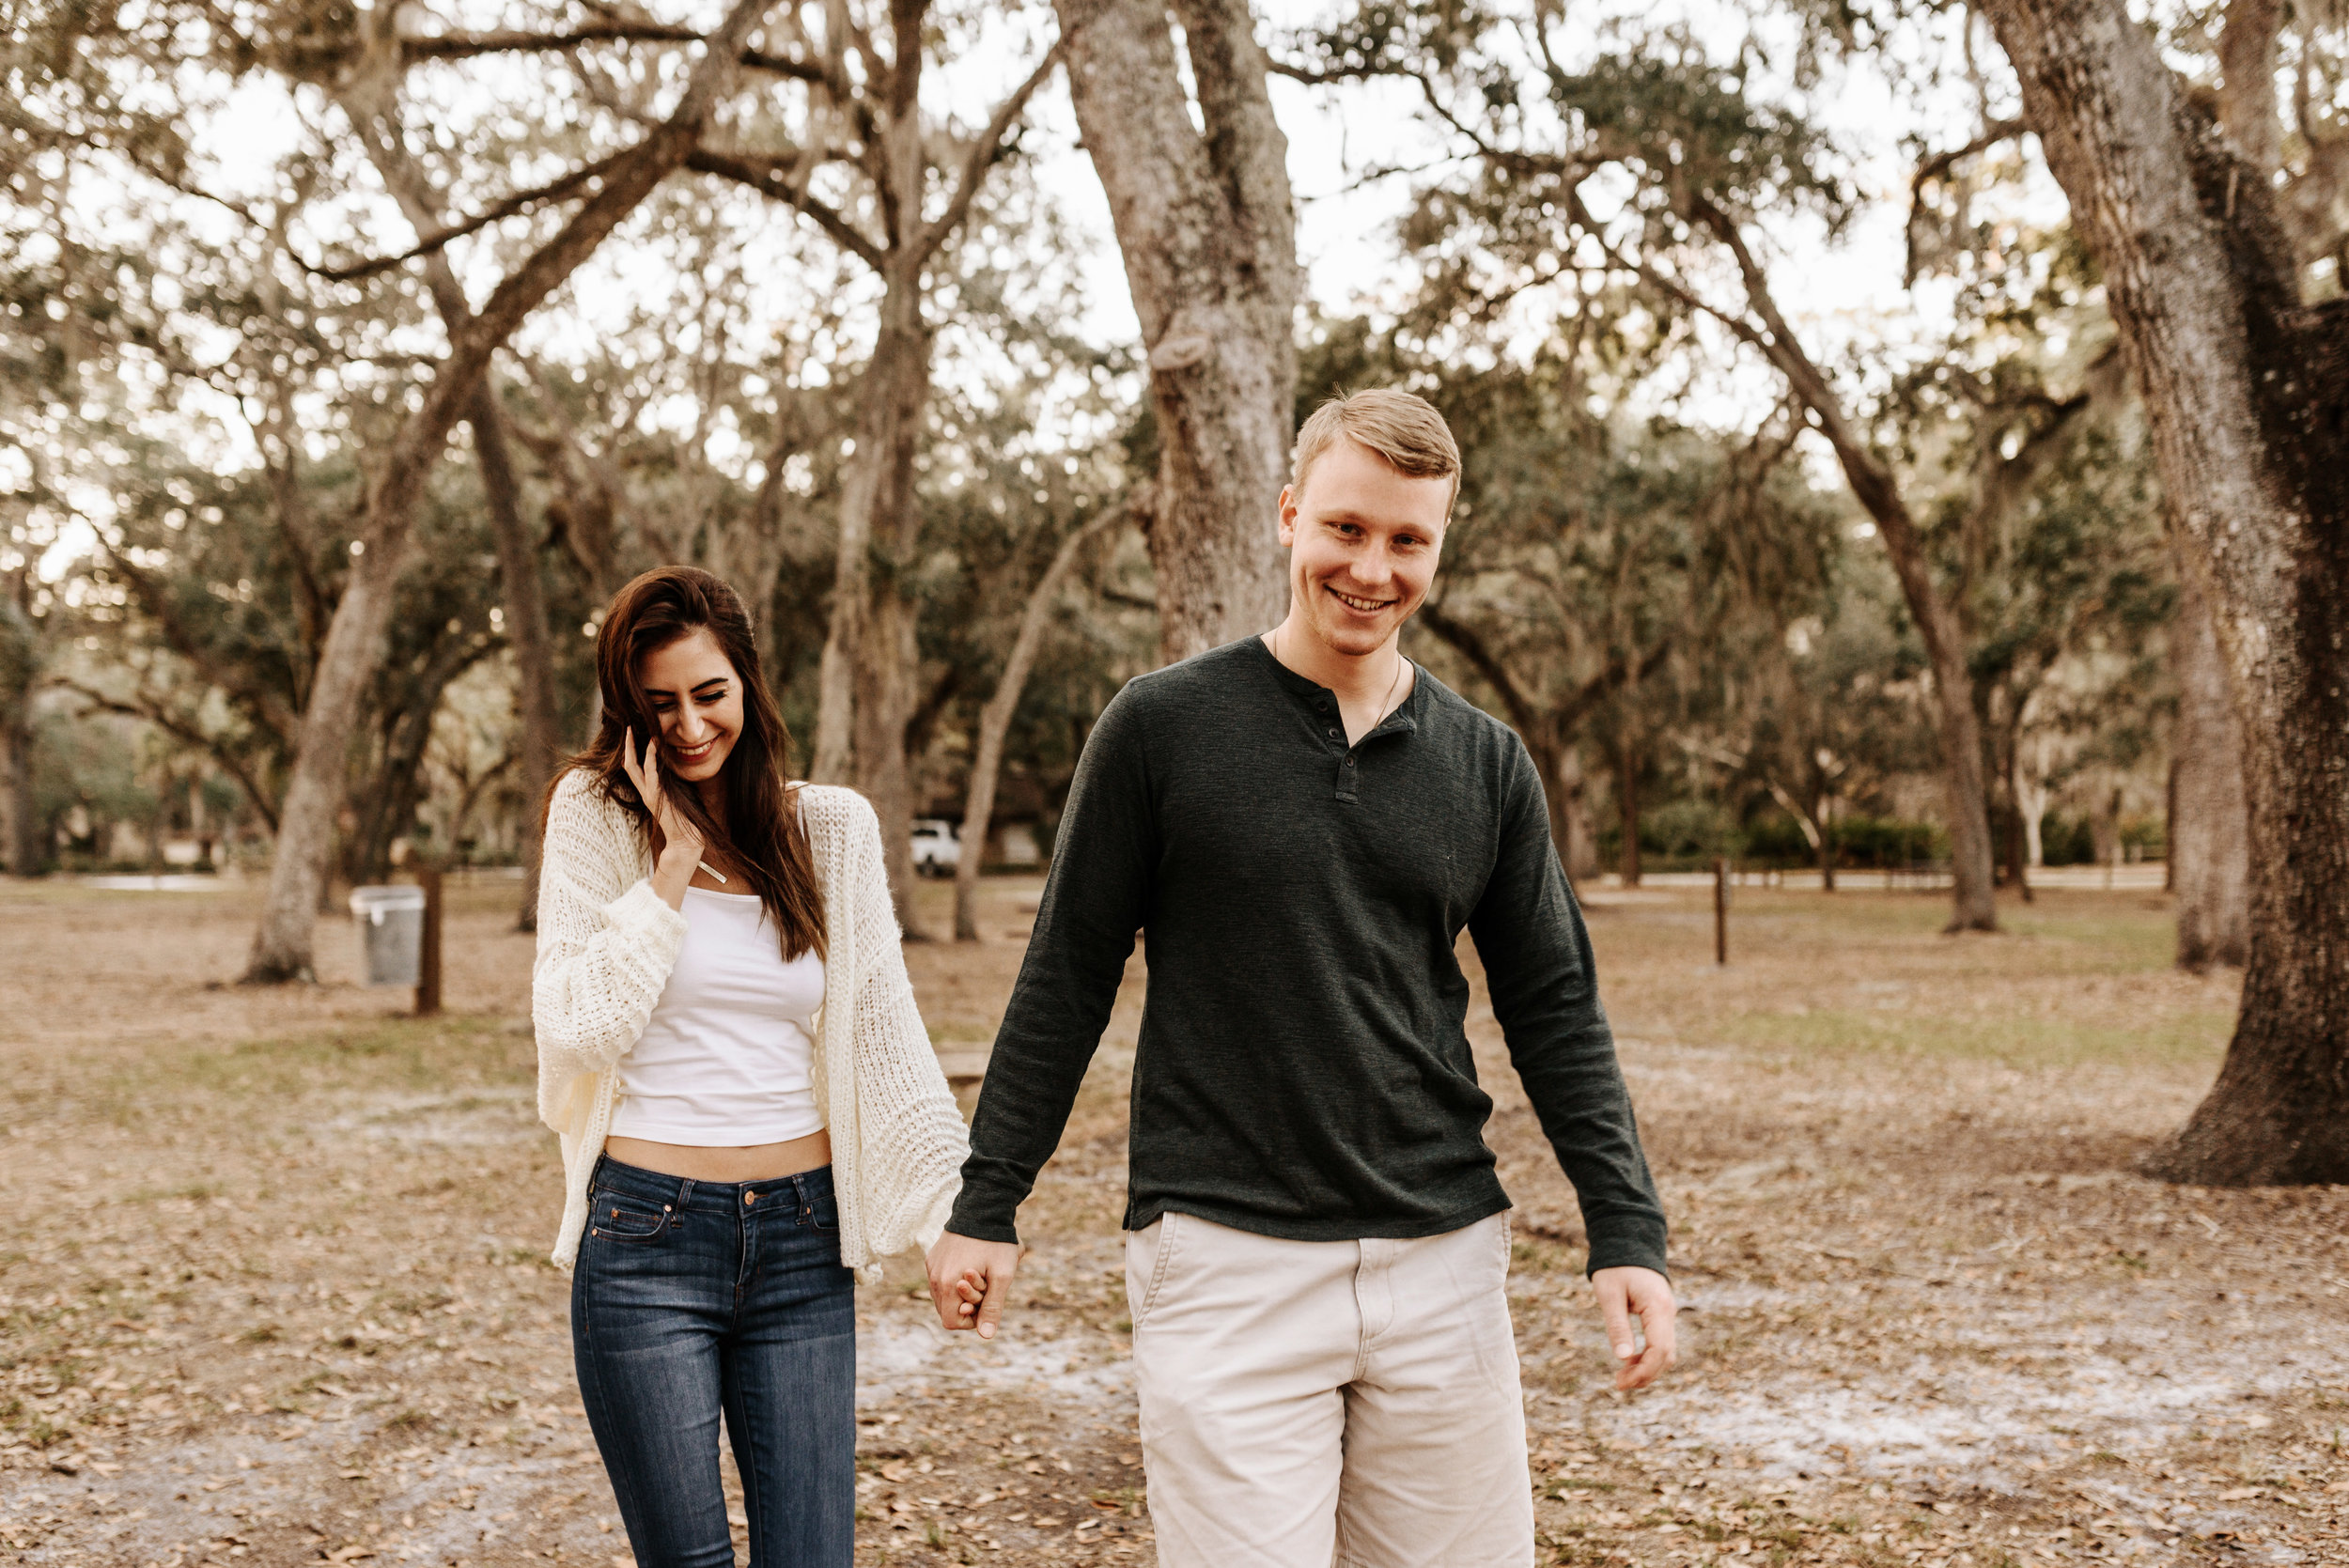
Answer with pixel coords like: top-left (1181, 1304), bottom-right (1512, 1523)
top-left (1126, 1210), bottom-right (1533, 1567)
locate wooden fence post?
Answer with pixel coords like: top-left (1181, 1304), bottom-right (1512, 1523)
top-left (1713, 856), bottom-right (1729, 967)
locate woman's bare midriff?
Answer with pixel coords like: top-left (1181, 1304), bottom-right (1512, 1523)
top-left (603, 1129), bottom-right (832, 1183)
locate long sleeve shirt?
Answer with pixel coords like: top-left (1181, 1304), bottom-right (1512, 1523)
top-left (947, 636), bottom-right (1669, 1276)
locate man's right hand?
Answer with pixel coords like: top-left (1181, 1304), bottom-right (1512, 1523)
top-left (925, 1233), bottom-right (1024, 1340)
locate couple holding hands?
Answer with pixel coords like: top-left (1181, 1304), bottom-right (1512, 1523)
top-left (531, 390), bottom-right (1675, 1568)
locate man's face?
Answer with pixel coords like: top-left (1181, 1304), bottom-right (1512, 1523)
top-left (1278, 436), bottom-right (1452, 658)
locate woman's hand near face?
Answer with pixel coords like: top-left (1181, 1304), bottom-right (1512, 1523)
top-left (623, 727), bottom-right (705, 910)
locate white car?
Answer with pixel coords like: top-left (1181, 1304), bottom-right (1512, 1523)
top-left (910, 819), bottom-right (962, 877)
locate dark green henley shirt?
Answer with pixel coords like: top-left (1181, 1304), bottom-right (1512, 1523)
top-left (947, 636), bottom-right (1670, 1277)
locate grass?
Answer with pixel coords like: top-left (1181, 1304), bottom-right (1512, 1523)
top-left (1718, 1005), bottom-right (2234, 1067)
top-left (84, 1014), bottom-right (530, 1126)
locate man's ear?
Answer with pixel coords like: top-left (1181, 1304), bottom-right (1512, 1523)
top-left (1276, 485), bottom-right (1299, 546)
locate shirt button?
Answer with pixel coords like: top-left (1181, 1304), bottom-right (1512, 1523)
top-left (1326, 727), bottom-right (1341, 739)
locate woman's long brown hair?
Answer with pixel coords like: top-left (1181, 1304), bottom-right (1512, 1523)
top-left (554, 567), bottom-right (824, 959)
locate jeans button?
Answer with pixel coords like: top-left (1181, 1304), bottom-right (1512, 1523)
top-left (744, 1191), bottom-right (756, 1206)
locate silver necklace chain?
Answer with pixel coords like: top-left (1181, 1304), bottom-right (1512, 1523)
top-left (1275, 623), bottom-right (1410, 729)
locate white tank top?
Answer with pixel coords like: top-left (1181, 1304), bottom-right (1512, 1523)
top-left (609, 886), bottom-right (827, 1145)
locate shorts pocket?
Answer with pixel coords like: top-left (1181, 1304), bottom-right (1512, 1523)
top-left (807, 1191), bottom-right (840, 1234)
top-left (587, 1191), bottom-right (669, 1246)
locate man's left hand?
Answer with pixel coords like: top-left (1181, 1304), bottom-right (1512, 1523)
top-left (1592, 1265), bottom-right (1676, 1390)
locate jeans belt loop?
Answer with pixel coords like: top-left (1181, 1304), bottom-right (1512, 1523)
top-left (676, 1177), bottom-right (696, 1219)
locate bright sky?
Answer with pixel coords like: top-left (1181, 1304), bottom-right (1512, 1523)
top-left (28, 0), bottom-right (2051, 579)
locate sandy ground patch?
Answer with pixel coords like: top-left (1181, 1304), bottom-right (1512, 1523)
top-left (2, 874), bottom-right (2342, 1567)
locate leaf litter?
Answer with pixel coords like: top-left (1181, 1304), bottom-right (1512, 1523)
top-left (0, 877), bottom-right (2342, 1567)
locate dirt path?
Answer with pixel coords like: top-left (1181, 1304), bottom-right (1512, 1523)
top-left (1, 876), bottom-right (2342, 1567)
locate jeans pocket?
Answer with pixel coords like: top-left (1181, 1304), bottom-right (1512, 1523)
top-left (588, 1191), bottom-right (670, 1246)
top-left (808, 1192), bottom-right (840, 1234)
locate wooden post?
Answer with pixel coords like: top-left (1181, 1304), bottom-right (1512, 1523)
top-left (415, 864), bottom-right (443, 1017)
top-left (1713, 856), bottom-right (1729, 967)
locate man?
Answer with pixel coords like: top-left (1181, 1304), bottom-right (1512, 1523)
top-left (926, 389), bottom-right (1674, 1566)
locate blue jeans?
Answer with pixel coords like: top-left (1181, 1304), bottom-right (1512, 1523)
top-left (572, 1156), bottom-right (856, 1567)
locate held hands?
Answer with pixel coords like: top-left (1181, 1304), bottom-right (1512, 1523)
top-left (1593, 1265), bottom-right (1677, 1391)
top-left (925, 1232), bottom-right (1024, 1340)
top-left (622, 727), bottom-right (704, 908)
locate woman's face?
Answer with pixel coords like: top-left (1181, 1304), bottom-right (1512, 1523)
top-left (636, 627), bottom-right (745, 787)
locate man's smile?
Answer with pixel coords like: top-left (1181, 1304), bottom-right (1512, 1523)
top-left (1325, 585), bottom-right (1398, 613)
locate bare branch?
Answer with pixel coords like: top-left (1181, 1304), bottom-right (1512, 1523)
top-left (1910, 117), bottom-right (2027, 200)
top-left (401, 23), bottom-right (824, 83)
top-left (684, 147), bottom-right (885, 269)
top-left (306, 147), bottom-right (634, 282)
top-left (1415, 602), bottom-right (1543, 734)
top-left (915, 39), bottom-right (1066, 267)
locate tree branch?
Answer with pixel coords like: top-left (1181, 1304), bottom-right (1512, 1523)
top-left (306, 147), bottom-right (635, 282)
top-left (1911, 117), bottom-right (2027, 199)
top-left (915, 38), bottom-right (1066, 267)
top-left (684, 147), bottom-right (886, 269)
top-left (48, 677), bottom-right (284, 833)
top-left (401, 23), bottom-right (825, 84)
top-left (98, 546), bottom-right (303, 747)
top-left (1415, 601), bottom-right (1543, 734)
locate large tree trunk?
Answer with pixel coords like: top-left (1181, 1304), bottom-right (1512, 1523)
top-left (3, 716), bottom-right (37, 877)
top-left (244, 0), bottom-right (770, 981)
top-left (1690, 212), bottom-right (2001, 930)
top-left (349, 99), bottom-right (575, 933)
top-left (1057, 0), bottom-right (1297, 664)
top-left (2169, 548), bottom-right (2251, 968)
top-left (956, 509), bottom-right (1122, 939)
top-left (1980, 0), bottom-right (2349, 1183)
top-left (0, 587), bottom-right (39, 877)
top-left (818, 290), bottom-right (935, 931)
top-left (1524, 727), bottom-right (1595, 885)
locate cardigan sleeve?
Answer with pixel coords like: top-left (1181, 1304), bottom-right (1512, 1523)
top-left (836, 795), bottom-right (970, 1257)
top-left (532, 771), bottom-right (690, 1130)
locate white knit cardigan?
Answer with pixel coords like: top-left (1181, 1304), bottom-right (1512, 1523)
top-left (532, 769), bottom-right (968, 1274)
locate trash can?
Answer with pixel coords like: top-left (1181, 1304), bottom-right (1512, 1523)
top-left (350, 885), bottom-right (427, 986)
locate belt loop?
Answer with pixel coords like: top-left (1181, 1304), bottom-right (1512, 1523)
top-left (677, 1177), bottom-right (696, 1214)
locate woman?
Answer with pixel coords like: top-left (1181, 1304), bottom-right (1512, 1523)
top-left (533, 566), bottom-right (968, 1566)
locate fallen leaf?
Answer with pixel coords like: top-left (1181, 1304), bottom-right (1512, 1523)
top-left (2218, 1487), bottom-right (2261, 1501)
top-left (325, 1548), bottom-right (376, 1563)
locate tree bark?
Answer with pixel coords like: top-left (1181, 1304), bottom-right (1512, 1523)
top-left (955, 508), bottom-right (1123, 939)
top-left (0, 585), bottom-right (40, 877)
top-left (824, 292), bottom-right (933, 930)
top-left (1980, 0), bottom-right (2349, 1182)
top-left (243, 0), bottom-right (772, 982)
top-left (1057, 0), bottom-right (1297, 664)
top-left (2, 714), bottom-right (36, 877)
top-left (2169, 542), bottom-right (2252, 968)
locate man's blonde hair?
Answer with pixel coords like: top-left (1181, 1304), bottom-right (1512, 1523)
top-left (1291, 388), bottom-right (1462, 514)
